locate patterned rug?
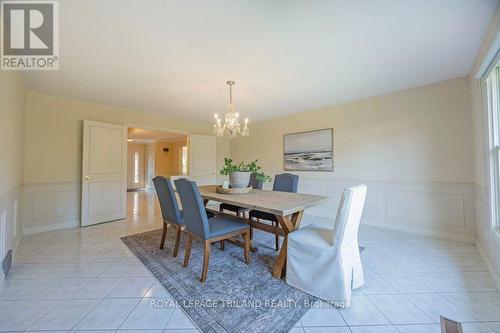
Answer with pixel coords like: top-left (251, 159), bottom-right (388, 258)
top-left (121, 228), bottom-right (316, 333)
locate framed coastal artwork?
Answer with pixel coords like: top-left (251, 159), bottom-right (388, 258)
top-left (283, 128), bottom-right (333, 171)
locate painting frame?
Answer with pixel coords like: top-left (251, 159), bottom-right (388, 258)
top-left (283, 128), bottom-right (334, 172)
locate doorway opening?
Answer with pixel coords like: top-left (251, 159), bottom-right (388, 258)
top-left (127, 127), bottom-right (189, 191)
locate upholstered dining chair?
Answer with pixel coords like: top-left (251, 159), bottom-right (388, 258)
top-left (153, 176), bottom-right (184, 257)
top-left (219, 173), bottom-right (264, 217)
top-left (174, 178), bottom-right (251, 283)
top-left (249, 173), bottom-right (299, 250)
top-left (153, 176), bottom-right (214, 257)
top-left (286, 185), bottom-right (367, 307)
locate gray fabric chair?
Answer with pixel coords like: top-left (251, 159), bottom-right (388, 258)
top-left (153, 176), bottom-right (214, 257)
top-left (249, 173), bottom-right (299, 251)
top-left (153, 176), bottom-right (184, 257)
top-left (219, 173), bottom-right (264, 217)
top-left (174, 178), bottom-right (251, 283)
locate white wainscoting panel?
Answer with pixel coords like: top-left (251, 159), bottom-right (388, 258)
top-left (263, 176), bottom-right (476, 242)
top-left (22, 182), bottom-right (80, 235)
top-left (387, 190), bottom-right (464, 227)
top-left (20, 178), bottom-right (477, 243)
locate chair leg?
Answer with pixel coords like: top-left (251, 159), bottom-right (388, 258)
top-left (201, 240), bottom-right (211, 283)
top-left (172, 226), bottom-right (182, 258)
top-left (274, 221), bottom-right (279, 251)
top-left (183, 232), bottom-right (193, 267)
top-left (160, 223), bottom-right (168, 249)
top-left (220, 240), bottom-right (225, 251)
top-left (243, 231), bottom-right (251, 264)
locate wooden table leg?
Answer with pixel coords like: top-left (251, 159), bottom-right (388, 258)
top-left (272, 210), bottom-right (303, 279)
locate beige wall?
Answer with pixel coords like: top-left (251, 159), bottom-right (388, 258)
top-left (0, 70), bottom-right (25, 276)
top-left (153, 139), bottom-right (187, 177)
top-left (230, 77), bottom-right (477, 242)
top-left (469, 4), bottom-right (500, 285)
top-left (1, 72), bottom-right (25, 196)
top-left (24, 92), bottom-right (212, 184)
top-left (232, 77), bottom-right (473, 184)
top-left (22, 92), bottom-right (213, 234)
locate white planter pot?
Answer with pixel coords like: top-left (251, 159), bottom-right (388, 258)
top-left (229, 171), bottom-right (251, 188)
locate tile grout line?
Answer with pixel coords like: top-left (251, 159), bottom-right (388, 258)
top-left (69, 297), bottom-right (107, 331)
top-left (116, 296), bottom-right (144, 331)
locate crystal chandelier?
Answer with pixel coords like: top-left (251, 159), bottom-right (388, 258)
top-left (214, 81), bottom-right (249, 138)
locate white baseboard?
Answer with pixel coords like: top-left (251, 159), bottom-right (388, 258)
top-left (476, 241), bottom-right (500, 292)
top-left (23, 219), bottom-right (79, 235)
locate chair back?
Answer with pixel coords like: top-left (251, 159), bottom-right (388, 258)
top-left (153, 176), bottom-right (182, 224)
top-left (249, 173), bottom-right (264, 190)
top-left (174, 178), bottom-right (210, 238)
top-left (332, 185), bottom-right (367, 247)
top-left (273, 173), bottom-right (299, 192)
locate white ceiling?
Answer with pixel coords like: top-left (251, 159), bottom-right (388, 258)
top-left (127, 128), bottom-right (186, 143)
top-left (23, 0), bottom-right (497, 122)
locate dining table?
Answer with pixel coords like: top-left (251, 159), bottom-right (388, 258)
top-left (197, 185), bottom-right (328, 279)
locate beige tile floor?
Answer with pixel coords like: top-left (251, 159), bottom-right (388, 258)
top-left (1, 190), bottom-right (499, 333)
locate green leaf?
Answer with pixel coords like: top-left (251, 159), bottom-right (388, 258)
top-left (218, 158), bottom-right (271, 182)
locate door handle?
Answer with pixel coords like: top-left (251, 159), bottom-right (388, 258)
top-left (85, 176), bottom-right (91, 180)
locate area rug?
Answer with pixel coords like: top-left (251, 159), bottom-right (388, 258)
top-left (121, 228), bottom-right (316, 333)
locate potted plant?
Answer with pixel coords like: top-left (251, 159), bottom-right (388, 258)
top-left (219, 158), bottom-right (271, 188)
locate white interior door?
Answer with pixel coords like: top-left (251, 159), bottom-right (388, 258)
top-left (81, 120), bottom-right (127, 227)
top-left (145, 148), bottom-right (155, 189)
top-left (188, 134), bottom-right (216, 185)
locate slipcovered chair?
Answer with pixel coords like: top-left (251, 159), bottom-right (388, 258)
top-left (286, 185), bottom-right (367, 307)
top-left (174, 178), bottom-right (251, 283)
top-left (219, 173), bottom-right (264, 217)
top-left (153, 176), bottom-right (214, 257)
top-left (249, 173), bottom-right (299, 250)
